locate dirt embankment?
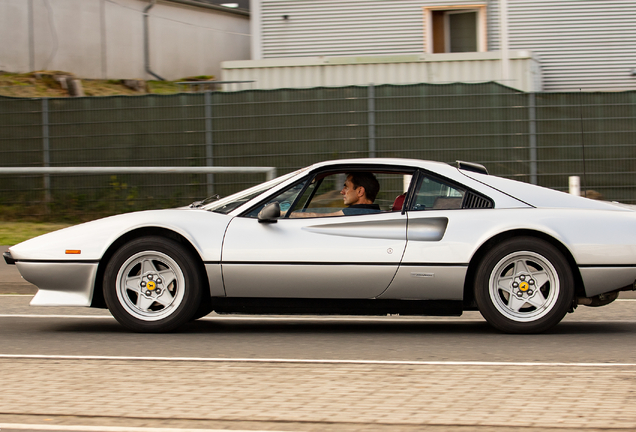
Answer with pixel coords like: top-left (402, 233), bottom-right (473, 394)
top-left (0, 71), bottom-right (215, 98)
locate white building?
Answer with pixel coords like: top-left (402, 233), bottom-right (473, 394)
top-left (222, 0), bottom-right (636, 92)
top-left (0, 0), bottom-right (251, 81)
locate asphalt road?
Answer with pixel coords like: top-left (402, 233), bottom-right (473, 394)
top-left (1, 295), bottom-right (636, 363)
top-left (2, 294), bottom-right (636, 432)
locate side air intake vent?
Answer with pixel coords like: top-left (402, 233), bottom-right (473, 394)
top-left (463, 192), bottom-right (493, 209)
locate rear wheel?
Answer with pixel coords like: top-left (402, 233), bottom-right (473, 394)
top-left (104, 236), bottom-right (203, 332)
top-left (475, 237), bottom-right (574, 334)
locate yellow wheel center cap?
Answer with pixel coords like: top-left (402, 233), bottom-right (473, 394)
top-left (519, 281), bottom-right (529, 292)
top-left (147, 281), bottom-right (156, 291)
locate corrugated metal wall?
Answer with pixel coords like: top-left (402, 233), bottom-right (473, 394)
top-left (260, 1), bottom-right (426, 57)
top-left (222, 52), bottom-right (541, 92)
top-left (491, 0), bottom-right (636, 92)
top-left (259, 0), bottom-right (636, 92)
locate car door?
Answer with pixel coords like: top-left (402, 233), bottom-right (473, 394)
top-left (221, 169), bottom-right (411, 298)
top-left (379, 171), bottom-right (493, 301)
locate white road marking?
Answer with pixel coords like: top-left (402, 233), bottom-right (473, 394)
top-left (0, 353), bottom-right (635, 368)
top-left (0, 314), bottom-right (477, 320)
top-left (0, 424), bottom-right (273, 432)
top-left (0, 314), bottom-right (112, 319)
top-left (0, 314), bottom-right (482, 321)
top-left (1, 314), bottom-right (636, 324)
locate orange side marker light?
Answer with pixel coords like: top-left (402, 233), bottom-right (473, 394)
top-left (65, 250), bottom-right (81, 255)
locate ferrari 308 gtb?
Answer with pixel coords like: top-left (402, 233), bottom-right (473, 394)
top-left (5, 158), bottom-right (636, 333)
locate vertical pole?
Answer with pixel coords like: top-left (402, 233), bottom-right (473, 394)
top-left (42, 98), bottom-right (51, 211)
top-left (569, 176), bottom-right (580, 196)
top-left (100, 0), bottom-right (107, 79)
top-left (251, 0), bottom-right (262, 60)
top-left (499, 0), bottom-right (510, 85)
top-left (368, 83), bottom-right (376, 158)
top-left (205, 91), bottom-right (214, 196)
top-left (579, 90), bottom-right (588, 195)
top-left (528, 92), bottom-right (537, 185)
top-left (28, 0), bottom-right (35, 71)
top-left (143, 0), bottom-right (164, 81)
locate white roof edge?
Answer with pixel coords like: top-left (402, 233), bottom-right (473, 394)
top-left (308, 158), bottom-right (451, 171)
top-left (165, 0), bottom-right (250, 16)
top-left (224, 51), bottom-right (537, 69)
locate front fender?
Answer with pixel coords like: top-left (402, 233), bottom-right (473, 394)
top-left (9, 209), bottom-right (232, 263)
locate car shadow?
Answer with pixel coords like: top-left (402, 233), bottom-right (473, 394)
top-left (183, 318), bottom-right (496, 335)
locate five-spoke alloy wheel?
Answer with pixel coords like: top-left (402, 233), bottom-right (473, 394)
top-left (104, 236), bottom-right (203, 332)
top-left (475, 237), bottom-right (574, 334)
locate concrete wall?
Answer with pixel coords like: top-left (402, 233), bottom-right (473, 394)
top-left (0, 0), bottom-right (250, 80)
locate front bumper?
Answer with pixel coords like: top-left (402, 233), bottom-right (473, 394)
top-left (3, 251), bottom-right (15, 265)
top-left (15, 261), bottom-right (99, 307)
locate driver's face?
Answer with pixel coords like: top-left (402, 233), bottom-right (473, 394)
top-left (341, 176), bottom-right (362, 206)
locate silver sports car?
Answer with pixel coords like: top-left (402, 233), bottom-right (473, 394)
top-left (4, 158), bottom-right (636, 333)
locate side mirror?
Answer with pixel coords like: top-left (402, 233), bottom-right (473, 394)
top-left (258, 202), bottom-right (281, 223)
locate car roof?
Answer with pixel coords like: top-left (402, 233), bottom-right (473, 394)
top-left (308, 158), bottom-right (626, 211)
top-left (309, 158), bottom-right (454, 172)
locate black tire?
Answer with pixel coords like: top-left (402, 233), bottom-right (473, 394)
top-left (474, 237), bottom-right (574, 334)
top-left (191, 297), bottom-right (214, 321)
top-left (103, 236), bottom-right (203, 332)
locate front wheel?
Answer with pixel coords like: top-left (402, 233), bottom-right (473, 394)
top-left (104, 236), bottom-right (203, 332)
top-left (475, 237), bottom-right (574, 334)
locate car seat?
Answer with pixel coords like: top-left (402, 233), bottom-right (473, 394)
top-left (392, 193), bottom-right (406, 211)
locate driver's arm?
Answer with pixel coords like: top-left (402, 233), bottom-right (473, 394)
top-left (289, 210), bottom-right (344, 218)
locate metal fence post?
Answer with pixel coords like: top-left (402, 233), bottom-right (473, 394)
top-left (42, 98), bottom-right (51, 210)
top-left (368, 83), bottom-right (376, 158)
top-left (528, 92), bottom-right (538, 185)
top-left (204, 91), bottom-right (214, 196)
top-left (28, 0), bottom-right (35, 72)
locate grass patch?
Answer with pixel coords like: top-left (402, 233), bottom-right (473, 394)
top-left (0, 72), bottom-right (209, 98)
top-left (147, 80), bottom-right (183, 94)
top-left (0, 222), bottom-right (72, 246)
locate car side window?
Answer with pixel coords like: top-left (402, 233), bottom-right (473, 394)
top-left (291, 173), bottom-right (348, 216)
top-left (413, 176), bottom-right (465, 211)
top-left (243, 179), bottom-right (309, 218)
top-left (243, 170), bottom-right (416, 218)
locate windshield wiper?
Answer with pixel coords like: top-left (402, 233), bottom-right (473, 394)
top-left (190, 194), bottom-right (220, 208)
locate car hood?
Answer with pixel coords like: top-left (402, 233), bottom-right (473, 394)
top-left (9, 208), bottom-right (232, 262)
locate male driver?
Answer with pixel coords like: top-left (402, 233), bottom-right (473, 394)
top-left (291, 172), bottom-right (381, 217)
top-left (340, 172), bottom-right (381, 215)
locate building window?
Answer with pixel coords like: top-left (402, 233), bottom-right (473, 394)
top-left (423, 5), bottom-right (487, 53)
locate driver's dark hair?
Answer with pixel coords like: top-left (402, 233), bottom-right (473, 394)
top-left (347, 172), bottom-right (380, 202)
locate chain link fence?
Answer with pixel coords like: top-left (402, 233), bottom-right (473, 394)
top-left (1, 82), bottom-right (635, 221)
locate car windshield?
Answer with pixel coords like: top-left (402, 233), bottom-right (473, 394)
top-left (203, 168), bottom-right (307, 214)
